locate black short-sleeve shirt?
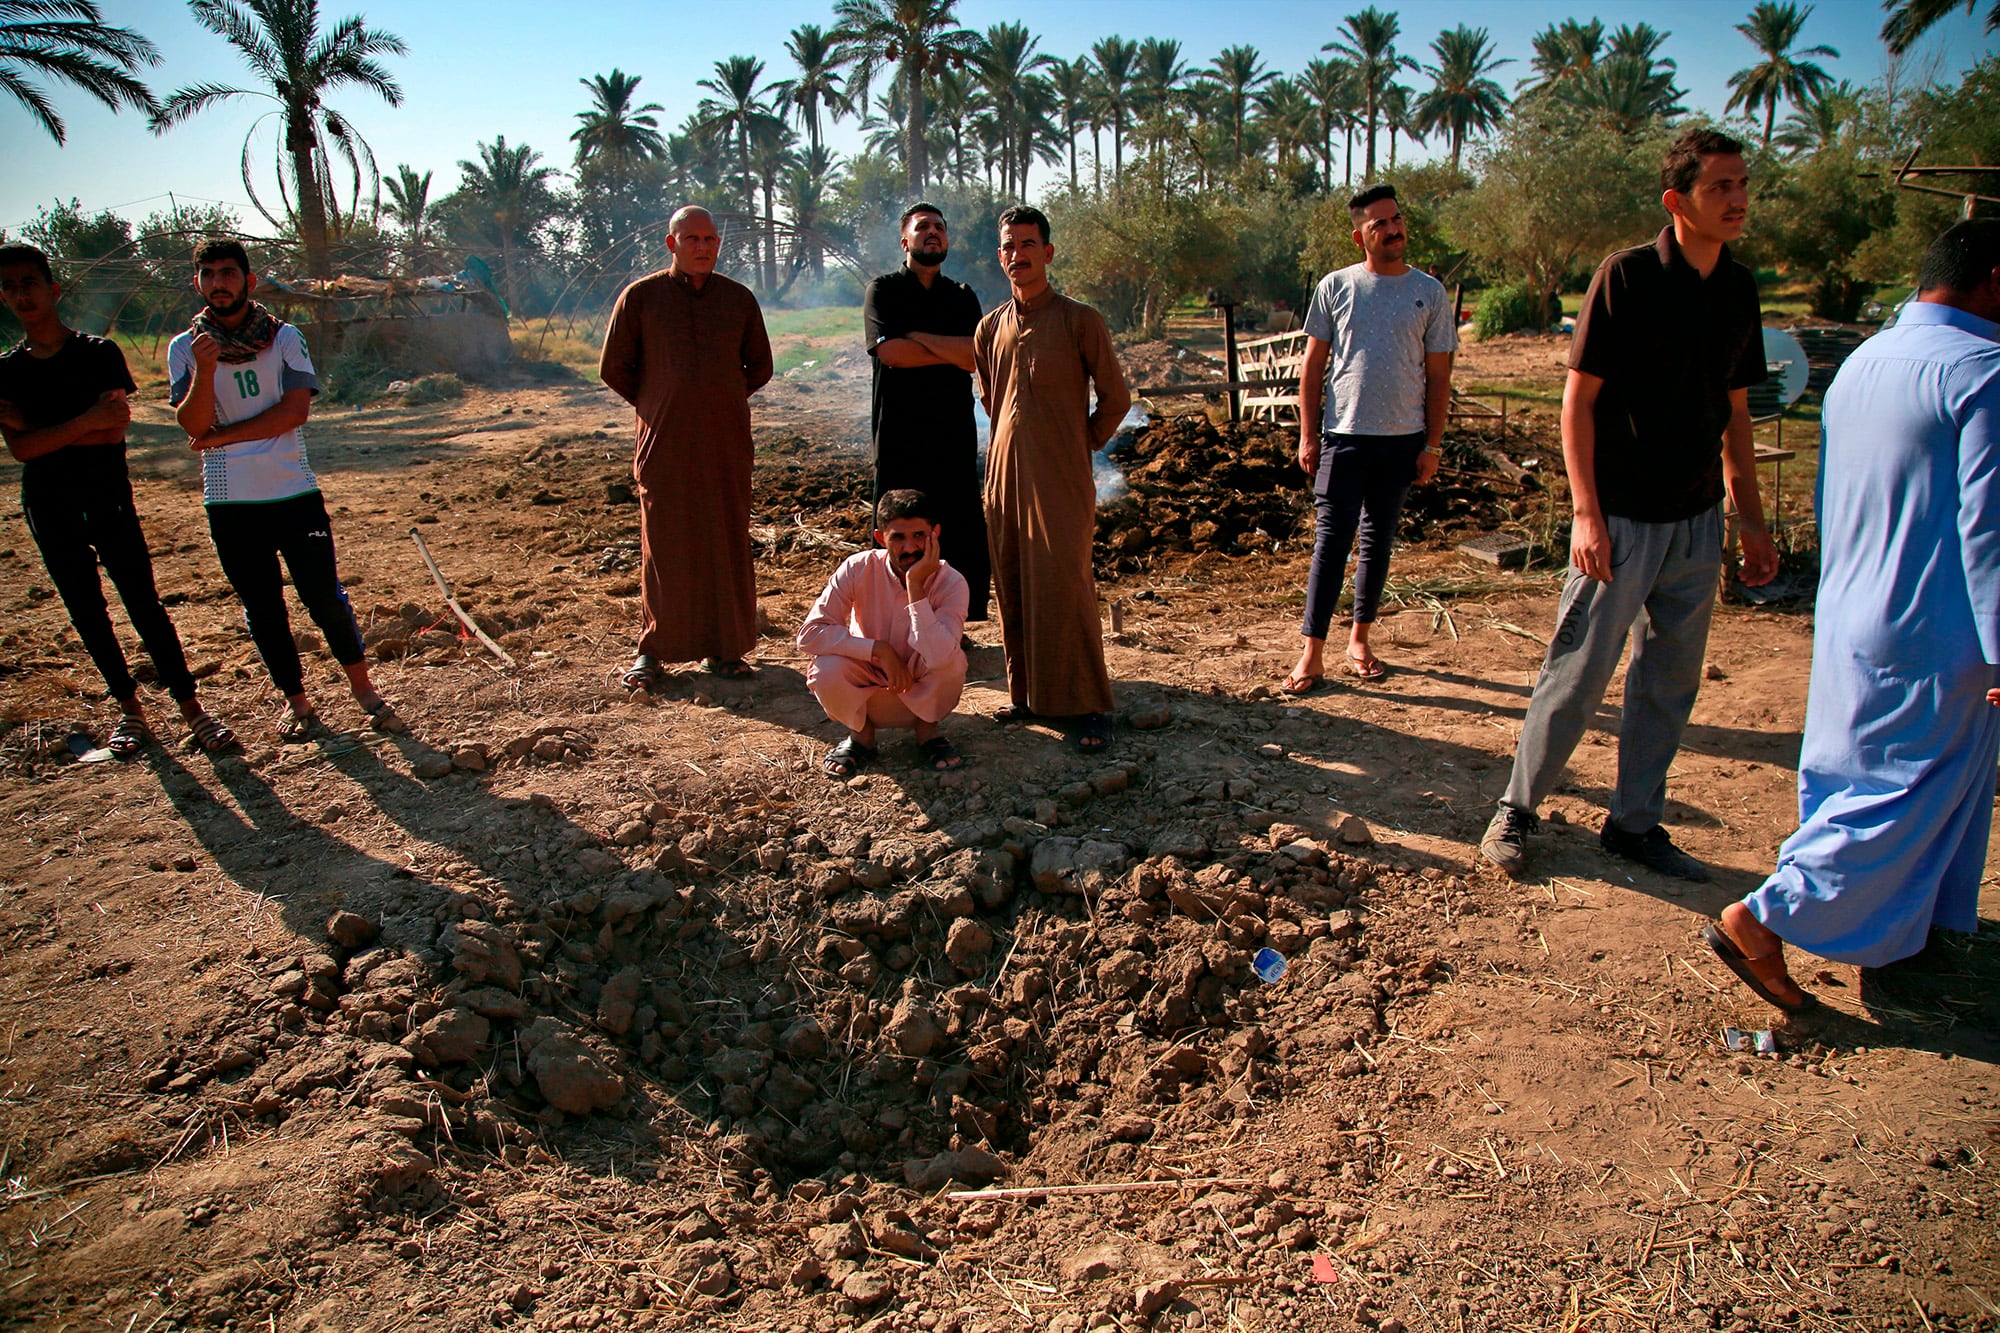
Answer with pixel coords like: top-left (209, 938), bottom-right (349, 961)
top-left (0, 332), bottom-right (137, 495)
top-left (863, 266), bottom-right (983, 473)
top-left (1569, 226), bottom-right (1766, 523)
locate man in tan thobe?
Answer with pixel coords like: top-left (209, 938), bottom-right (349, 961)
top-left (600, 206), bottom-right (773, 690)
top-left (974, 204), bottom-right (1131, 752)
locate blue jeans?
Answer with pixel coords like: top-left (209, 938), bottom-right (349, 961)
top-left (1301, 431), bottom-right (1424, 639)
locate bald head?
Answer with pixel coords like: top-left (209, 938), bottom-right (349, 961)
top-left (665, 206), bottom-right (721, 285)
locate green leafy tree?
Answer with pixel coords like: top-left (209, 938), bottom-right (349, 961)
top-left (1566, 52), bottom-right (1687, 136)
top-left (1326, 7), bottom-right (1417, 181)
top-left (832, 0), bottom-right (982, 191)
top-left (1, 0), bottom-right (158, 143)
top-left (1381, 82), bottom-right (1420, 170)
top-left (152, 0), bottom-right (405, 282)
top-left (1775, 78), bottom-right (1859, 154)
top-left (1444, 103), bottom-right (1657, 328)
top-left (1415, 25), bottom-right (1510, 173)
top-left (1049, 160), bottom-right (1233, 336)
top-left (1725, 2), bottom-right (1838, 150)
top-left (1756, 146), bottom-right (1894, 319)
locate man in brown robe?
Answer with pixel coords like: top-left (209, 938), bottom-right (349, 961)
top-left (974, 204), bottom-right (1131, 752)
top-left (600, 206), bottom-right (774, 689)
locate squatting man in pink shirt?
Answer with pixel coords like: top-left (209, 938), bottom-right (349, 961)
top-left (798, 489), bottom-right (970, 777)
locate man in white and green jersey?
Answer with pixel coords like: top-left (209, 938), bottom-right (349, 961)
top-left (168, 238), bottom-right (407, 741)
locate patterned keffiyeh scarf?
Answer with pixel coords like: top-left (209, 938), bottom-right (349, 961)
top-left (191, 300), bottom-right (280, 364)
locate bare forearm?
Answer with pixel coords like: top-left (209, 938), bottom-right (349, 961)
top-left (1560, 398), bottom-right (1601, 519)
top-left (5, 417), bottom-right (107, 461)
top-left (909, 332), bottom-right (976, 372)
top-left (1299, 339), bottom-right (1329, 439)
top-left (1424, 372), bottom-right (1451, 450)
top-left (1721, 410), bottom-right (1766, 531)
top-left (176, 374), bottom-right (218, 438)
top-left (191, 395), bottom-right (310, 450)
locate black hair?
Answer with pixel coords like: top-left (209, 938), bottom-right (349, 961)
top-left (1347, 183), bottom-right (1397, 217)
top-left (194, 237), bottom-right (252, 274)
top-left (875, 488), bottom-right (935, 527)
top-left (1661, 127), bottom-right (1745, 196)
top-left (1917, 220), bottom-right (2000, 294)
top-left (900, 202), bottom-right (944, 229)
top-left (997, 204), bottom-right (1050, 243)
top-left (0, 243), bottom-right (54, 284)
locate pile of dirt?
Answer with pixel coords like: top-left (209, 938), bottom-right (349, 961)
top-left (1095, 413), bottom-right (1545, 573)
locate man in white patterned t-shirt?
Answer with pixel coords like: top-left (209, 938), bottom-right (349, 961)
top-left (168, 238), bottom-right (408, 742)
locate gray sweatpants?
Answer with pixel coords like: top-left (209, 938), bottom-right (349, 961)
top-left (1499, 506), bottom-right (1723, 834)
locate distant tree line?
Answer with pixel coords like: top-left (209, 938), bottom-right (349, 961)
top-left (2, 0), bottom-right (1997, 335)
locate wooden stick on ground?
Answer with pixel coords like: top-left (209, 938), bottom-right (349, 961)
top-left (409, 528), bottom-right (517, 667)
top-left (945, 1176), bottom-right (1255, 1201)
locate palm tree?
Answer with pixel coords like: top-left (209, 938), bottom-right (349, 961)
top-left (748, 117), bottom-right (797, 294)
top-left (931, 64), bottom-right (975, 183)
top-left (1255, 77), bottom-right (1318, 173)
top-left (1381, 82), bottom-right (1420, 171)
top-left (152, 0), bottom-right (404, 282)
top-left (1519, 18), bottom-right (1604, 98)
top-left (1132, 35), bottom-right (1186, 162)
top-left (1567, 54), bottom-right (1687, 136)
top-left (1326, 6), bottom-right (1416, 181)
top-left (1207, 44), bottom-right (1273, 168)
top-left (1725, 2), bottom-right (1838, 151)
top-left (571, 70), bottom-right (665, 170)
top-left (1091, 35), bottom-right (1137, 184)
top-left (1606, 22), bottom-right (1673, 65)
top-left (1414, 25), bottom-right (1509, 174)
top-left (1299, 56), bottom-right (1355, 187)
top-left (1883, 0), bottom-right (1999, 54)
top-left (832, 0), bottom-right (981, 191)
top-left (780, 145), bottom-right (835, 286)
top-left (381, 163), bottom-right (436, 272)
top-left (1042, 55), bottom-right (1092, 193)
top-left (1775, 78), bottom-right (1858, 154)
top-left (1, 0), bottom-right (158, 143)
top-left (976, 21), bottom-right (1045, 197)
top-left (773, 24), bottom-right (851, 158)
top-left (452, 136), bottom-right (557, 310)
top-left (697, 55), bottom-right (776, 215)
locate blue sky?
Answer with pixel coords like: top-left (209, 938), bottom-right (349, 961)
top-left (3, 0), bottom-right (1994, 237)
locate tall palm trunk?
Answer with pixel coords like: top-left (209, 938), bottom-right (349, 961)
top-left (905, 62), bottom-right (928, 189)
top-left (287, 108), bottom-right (332, 280)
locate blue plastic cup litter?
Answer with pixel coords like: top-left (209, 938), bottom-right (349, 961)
top-left (1252, 947), bottom-right (1287, 984)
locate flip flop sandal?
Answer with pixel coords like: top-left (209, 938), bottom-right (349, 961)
top-left (186, 712), bottom-right (238, 754)
top-left (621, 656), bottom-right (662, 692)
top-left (702, 657), bottom-right (755, 680)
top-left (822, 736), bottom-right (877, 779)
top-left (1703, 924), bottom-right (1815, 1014)
top-left (919, 735), bottom-right (965, 771)
top-left (277, 709), bottom-right (324, 744)
top-left (992, 703), bottom-right (1038, 724)
top-left (1343, 655), bottom-right (1386, 681)
top-left (364, 700), bottom-right (410, 734)
top-left (1072, 712), bottom-right (1112, 753)
top-left (1279, 673), bottom-right (1326, 696)
top-left (106, 715), bottom-right (151, 760)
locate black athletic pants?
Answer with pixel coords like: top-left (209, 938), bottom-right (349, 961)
top-left (1301, 430), bottom-right (1425, 639)
top-left (23, 474), bottom-right (197, 703)
top-left (205, 490), bottom-right (365, 697)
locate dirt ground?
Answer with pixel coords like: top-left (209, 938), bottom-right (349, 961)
top-left (0, 328), bottom-right (1995, 1333)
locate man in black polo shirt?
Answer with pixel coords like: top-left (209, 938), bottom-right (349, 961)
top-left (864, 203), bottom-right (988, 622)
top-left (1480, 128), bottom-right (1777, 881)
top-left (0, 243), bottom-right (235, 757)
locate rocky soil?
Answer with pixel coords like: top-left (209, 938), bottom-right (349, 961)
top-left (0, 334), bottom-right (1993, 1333)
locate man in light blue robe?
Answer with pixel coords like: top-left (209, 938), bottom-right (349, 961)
top-left (1707, 221), bottom-right (2000, 1012)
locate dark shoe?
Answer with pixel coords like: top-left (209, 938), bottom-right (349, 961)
top-left (822, 736), bottom-right (876, 779)
top-left (1601, 822), bottom-right (1710, 882)
top-left (1072, 712), bottom-right (1111, 753)
top-left (1479, 804), bottom-right (1536, 877)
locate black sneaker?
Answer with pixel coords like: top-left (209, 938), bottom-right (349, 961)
top-left (1600, 823), bottom-right (1710, 882)
top-left (1479, 805), bottom-right (1537, 877)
